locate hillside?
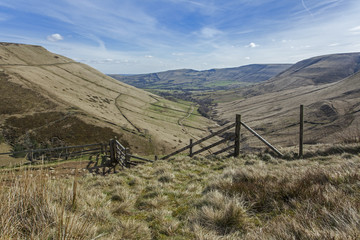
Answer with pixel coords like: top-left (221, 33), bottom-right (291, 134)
top-left (110, 64), bottom-right (290, 91)
top-left (214, 69), bottom-right (360, 147)
top-left (0, 42), bottom-right (218, 156)
top-left (242, 52), bottom-right (360, 96)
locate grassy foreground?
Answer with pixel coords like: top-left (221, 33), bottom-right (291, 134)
top-left (1, 146), bottom-right (359, 239)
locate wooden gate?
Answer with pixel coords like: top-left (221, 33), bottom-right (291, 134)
top-left (162, 114), bottom-right (283, 160)
top-left (109, 139), bottom-right (130, 168)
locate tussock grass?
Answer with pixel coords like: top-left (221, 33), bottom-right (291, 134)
top-left (0, 170), bottom-right (95, 239)
top-left (1, 146), bottom-right (359, 239)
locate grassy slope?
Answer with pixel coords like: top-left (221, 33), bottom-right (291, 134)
top-left (213, 71), bottom-right (360, 147)
top-left (1, 144), bottom-right (359, 239)
top-left (0, 43), bottom-right (219, 157)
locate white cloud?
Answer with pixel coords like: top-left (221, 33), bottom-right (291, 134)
top-left (349, 25), bottom-right (360, 34)
top-left (350, 26), bottom-right (360, 31)
top-left (246, 42), bottom-right (259, 48)
top-left (199, 27), bottom-right (222, 38)
top-left (47, 33), bottom-right (63, 42)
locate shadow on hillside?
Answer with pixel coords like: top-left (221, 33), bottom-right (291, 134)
top-left (86, 155), bottom-right (117, 175)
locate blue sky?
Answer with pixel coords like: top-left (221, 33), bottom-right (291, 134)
top-left (1, 0), bottom-right (360, 74)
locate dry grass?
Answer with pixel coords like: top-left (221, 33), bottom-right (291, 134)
top-left (0, 145), bottom-right (359, 239)
top-left (0, 169), bottom-right (96, 239)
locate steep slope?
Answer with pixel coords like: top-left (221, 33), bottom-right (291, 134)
top-left (214, 70), bottom-right (360, 147)
top-left (243, 52), bottom-right (360, 96)
top-left (110, 64), bottom-right (290, 90)
top-left (0, 43), bottom-right (218, 155)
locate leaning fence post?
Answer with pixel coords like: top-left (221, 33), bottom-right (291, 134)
top-left (299, 105), bottom-right (304, 158)
top-left (189, 139), bottom-right (193, 157)
top-left (234, 114), bottom-right (241, 157)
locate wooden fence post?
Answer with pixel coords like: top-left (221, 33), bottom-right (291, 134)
top-left (125, 148), bottom-right (131, 168)
top-left (299, 105), bottom-right (304, 158)
top-left (100, 143), bottom-right (104, 155)
top-left (234, 114), bottom-right (241, 157)
top-left (29, 150), bottom-right (33, 162)
top-left (109, 139), bottom-right (115, 162)
top-left (189, 139), bottom-right (193, 157)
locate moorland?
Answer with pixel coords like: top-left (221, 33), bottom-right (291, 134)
top-left (0, 43), bottom-right (359, 239)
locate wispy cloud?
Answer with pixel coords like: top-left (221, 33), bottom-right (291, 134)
top-left (198, 27), bottom-right (222, 38)
top-left (1, 0), bottom-right (360, 73)
top-left (301, 0), bottom-right (314, 16)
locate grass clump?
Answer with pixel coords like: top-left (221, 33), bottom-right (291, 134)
top-left (0, 170), bottom-right (95, 239)
top-left (191, 190), bottom-right (254, 235)
top-left (1, 145), bottom-right (359, 239)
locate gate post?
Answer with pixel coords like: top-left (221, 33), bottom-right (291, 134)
top-left (109, 139), bottom-right (115, 162)
top-left (234, 114), bottom-right (241, 157)
top-left (125, 148), bottom-right (131, 168)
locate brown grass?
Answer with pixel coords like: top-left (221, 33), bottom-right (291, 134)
top-left (0, 169), bottom-right (95, 239)
top-left (0, 145), bottom-right (359, 239)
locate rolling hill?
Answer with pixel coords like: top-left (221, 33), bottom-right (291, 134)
top-left (214, 55), bottom-right (360, 147)
top-left (110, 64), bottom-right (290, 90)
top-left (241, 52), bottom-right (360, 97)
top-left (0, 42), bottom-right (219, 156)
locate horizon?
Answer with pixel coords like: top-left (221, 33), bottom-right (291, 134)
top-left (1, 0), bottom-right (360, 74)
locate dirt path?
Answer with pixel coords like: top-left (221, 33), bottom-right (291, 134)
top-left (115, 94), bottom-right (142, 133)
top-left (177, 104), bottom-right (213, 155)
top-left (177, 104), bottom-right (194, 133)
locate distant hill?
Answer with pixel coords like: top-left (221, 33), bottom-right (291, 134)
top-left (213, 53), bottom-right (360, 146)
top-left (110, 64), bottom-right (291, 90)
top-left (0, 42), bottom-right (218, 155)
top-left (242, 52), bottom-right (360, 96)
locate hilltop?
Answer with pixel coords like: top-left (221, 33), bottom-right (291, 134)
top-left (0, 42), bottom-right (218, 156)
top-left (241, 52), bottom-right (360, 96)
top-left (110, 64), bottom-right (290, 91)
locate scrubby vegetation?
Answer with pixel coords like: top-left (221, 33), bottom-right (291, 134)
top-left (3, 113), bottom-right (129, 151)
top-left (1, 146), bottom-right (359, 239)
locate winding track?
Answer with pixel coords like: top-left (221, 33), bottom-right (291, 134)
top-left (177, 104), bottom-right (213, 155)
top-left (114, 94), bottom-right (142, 133)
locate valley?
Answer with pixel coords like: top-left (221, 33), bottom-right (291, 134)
top-left (0, 43), bottom-right (220, 159)
top-left (1, 43), bottom-right (360, 240)
top-left (115, 52), bottom-right (360, 149)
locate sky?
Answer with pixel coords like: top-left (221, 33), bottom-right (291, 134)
top-left (1, 0), bottom-right (360, 74)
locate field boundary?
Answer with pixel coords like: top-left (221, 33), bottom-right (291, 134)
top-left (162, 114), bottom-right (283, 160)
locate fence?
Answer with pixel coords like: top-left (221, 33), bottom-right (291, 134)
top-left (109, 139), bottom-right (154, 169)
top-left (0, 113), bottom-right (290, 168)
top-left (0, 138), bottom-right (154, 169)
top-left (0, 143), bottom-right (106, 161)
top-left (162, 114), bottom-right (283, 160)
